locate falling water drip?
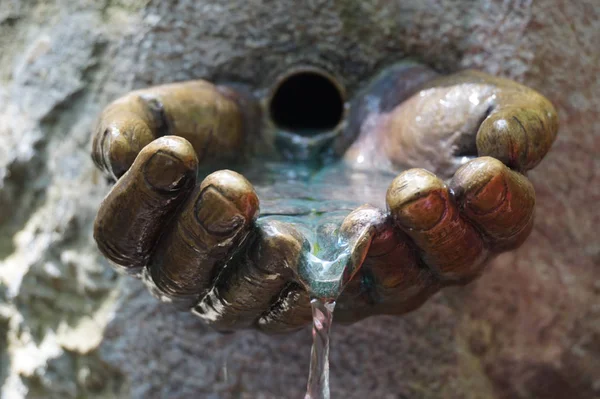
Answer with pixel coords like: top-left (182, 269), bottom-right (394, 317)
top-left (297, 234), bottom-right (369, 399)
top-left (246, 161), bottom-right (380, 399)
top-left (305, 298), bottom-right (336, 399)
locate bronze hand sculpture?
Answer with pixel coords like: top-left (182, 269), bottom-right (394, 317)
top-left (91, 61), bottom-right (557, 333)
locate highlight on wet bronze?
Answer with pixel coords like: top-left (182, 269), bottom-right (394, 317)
top-left (91, 61), bottom-right (557, 397)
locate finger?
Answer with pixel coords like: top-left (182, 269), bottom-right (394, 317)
top-left (92, 94), bottom-right (162, 178)
top-left (361, 225), bottom-right (439, 313)
top-left (418, 70), bottom-right (558, 172)
top-left (475, 84), bottom-right (558, 172)
top-left (92, 81), bottom-right (247, 179)
top-left (146, 170), bottom-right (259, 308)
top-left (450, 156), bottom-right (535, 251)
top-left (386, 169), bottom-right (488, 282)
top-left (192, 220), bottom-right (306, 331)
top-left (93, 136), bottom-right (198, 274)
top-left (335, 206), bottom-right (440, 323)
top-left (256, 284), bottom-right (312, 334)
top-left (333, 206), bottom-right (390, 322)
top-left (335, 206), bottom-right (382, 290)
top-left (146, 82), bottom-right (246, 163)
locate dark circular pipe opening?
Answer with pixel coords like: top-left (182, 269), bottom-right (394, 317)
top-left (269, 70), bottom-right (345, 136)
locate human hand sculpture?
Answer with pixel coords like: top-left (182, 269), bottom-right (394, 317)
top-left (91, 62), bottom-right (557, 332)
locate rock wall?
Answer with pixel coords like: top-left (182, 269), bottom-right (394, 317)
top-left (0, 0), bottom-right (598, 398)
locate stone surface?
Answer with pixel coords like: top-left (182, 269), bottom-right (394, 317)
top-left (0, 0), bottom-right (598, 398)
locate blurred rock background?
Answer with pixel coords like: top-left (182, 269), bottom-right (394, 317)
top-left (0, 0), bottom-right (598, 398)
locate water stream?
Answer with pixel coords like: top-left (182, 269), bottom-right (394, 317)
top-left (297, 231), bottom-right (370, 399)
top-left (305, 298), bottom-right (336, 399)
top-left (237, 160), bottom-right (390, 398)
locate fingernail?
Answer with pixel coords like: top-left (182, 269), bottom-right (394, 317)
top-left (395, 191), bottom-right (447, 230)
top-left (195, 187), bottom-right (245, 236)
top-left (456, 158), bottom-right (508, 215)
top-left (467, 173), bottom-right (508, 214)
top-left (388, 170), bottom-right (448, 231)
top-left (105, 129), bottom-right (135, 179)
top-left (143, 150), bottom-right (192, 191)
top-left (199, 170), bottom-right (260, 220)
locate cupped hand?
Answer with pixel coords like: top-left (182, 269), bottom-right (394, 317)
top-left (336, 65), bottom-right (557, 322)
top-left (91, 66), bottom-right (557, 332)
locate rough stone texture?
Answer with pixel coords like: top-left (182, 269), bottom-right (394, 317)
top-left (0, 0), bottom-right (598, 398)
